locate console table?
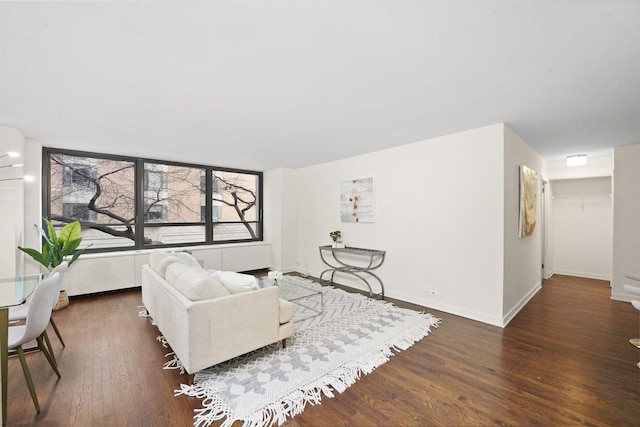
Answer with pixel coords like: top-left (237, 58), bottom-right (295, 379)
top-left (319, 245), bottom-right (386, 299)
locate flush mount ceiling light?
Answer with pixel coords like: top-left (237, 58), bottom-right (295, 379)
top-left (566, 154), bottom-right (587, 167)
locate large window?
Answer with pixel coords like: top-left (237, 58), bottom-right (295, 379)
top-left (49, 153), bottom-right (136, 249)
top-left (211, 171), bottom-right (260, 241)
top-left (44, 149), bottom-right (263, 252)
top-left (143, 162), bottom-right (206, 245)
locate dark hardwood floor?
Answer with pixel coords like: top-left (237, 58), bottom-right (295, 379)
top-left (6, 274), bottom-right (639, 426)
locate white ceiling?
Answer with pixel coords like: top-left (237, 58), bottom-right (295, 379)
top-left (1, 1), bottom-right (639, 171)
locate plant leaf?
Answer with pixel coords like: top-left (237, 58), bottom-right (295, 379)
top-left (17, 246), bottom-right (49, 268)
top-left (21, 218), bottom-right (88, 269)
top-left (68, 247), bottom-right (89, 266)
top-left (60, 238), bottom-right (81, 256)
top-left (36, 223), bottom-right (53, 247)
top-left (59, 221), bottom-right (82, 245)
top-left (45, 244), bottom-right (59, 268)
top-left (44, 218), bottom-right (59, 246)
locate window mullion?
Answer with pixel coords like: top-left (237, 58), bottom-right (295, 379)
top-left (135, 160), bottom-right (145, 249)
top-left (206, 168), bottom-right (213, 244)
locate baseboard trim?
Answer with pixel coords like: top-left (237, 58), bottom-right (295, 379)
top-left (387, 290), bottom-right (505, 327)
top-left (502, 282), bottom-right (542, 327)
top-left (552, 269), bottom-right (611, 281)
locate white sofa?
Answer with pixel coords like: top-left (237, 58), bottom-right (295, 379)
top-left (141, 251), bottom-right (295, 374)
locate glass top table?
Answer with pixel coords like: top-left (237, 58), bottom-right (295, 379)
top-left (0, 274), bottom-right (46, 308)
top-left (258, 276), bottom-right (323, 321)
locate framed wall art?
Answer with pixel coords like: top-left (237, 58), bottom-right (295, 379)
top-left (519, 165), bottom-right (538, 237)
top-left (340, 177), bottom-right (375, 223)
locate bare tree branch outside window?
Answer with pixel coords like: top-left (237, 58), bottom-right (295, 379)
top-left (212, 171), bottom-right (258, 239)
top-left (50, 154), bottom-right (137, 244)
top-left (47, 152), bottom-right (261, 249)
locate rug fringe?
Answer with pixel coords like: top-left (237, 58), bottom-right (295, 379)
top-left (176, 312), bottom-right (440, 427)
top-left (138, 306), bottom-right (155, 324)
top-left (155, 335), bottom-right (187, 373)
top-left (163, 351), bottom-right (186, 373)
top-left (390, 313), bottom-right (441, 352)
top-left (156, 335), bottom-right (169, 348)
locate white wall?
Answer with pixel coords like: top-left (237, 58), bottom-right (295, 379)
top-left (0, 126), bottom-right (27, 277)
top-left (263, 168), bottom-right (299, 273)
top-left (265, 123), bottom-right (548, 327)
top-left (23, 139), bottom-right (43, 275)
top-left (550, 177), bottom-right (612, 280)
top-left (502, 125), bottom-right (547, 325)
top-left (612, 144), bottom-right (640, 301)
top-left (284, 124), bottom-right (507, 326)
top-left (263, 168), bottom-right (285, 270)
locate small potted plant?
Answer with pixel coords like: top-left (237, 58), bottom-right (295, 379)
top-left (330, 230), bottom-right (345, 249)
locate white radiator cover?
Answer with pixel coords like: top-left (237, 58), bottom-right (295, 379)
top-left (63, 243), bottom-right (271, 296)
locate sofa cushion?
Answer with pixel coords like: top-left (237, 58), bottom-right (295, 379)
top-left (213, 270), bottom-right (259, 294)
top-left (149, 251), bottom-right (183, 277)
top-left (164, 262), bottom-right (192, 284)
top-left (279, 299), bottom-right (294, 324)
top-left (165, 263), bottom-right (231, 301)
top-left (173, 251), bottom-right (202, 268)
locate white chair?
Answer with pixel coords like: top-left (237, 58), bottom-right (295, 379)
top-left (8, 272), bottom-right (62, 413)
top-left (9, 261), bottom-right (68, 348)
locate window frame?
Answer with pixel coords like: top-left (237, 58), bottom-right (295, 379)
top-left (42, 147), bottom-right (264, 253)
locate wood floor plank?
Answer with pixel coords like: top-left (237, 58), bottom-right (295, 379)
top-left (4, 274), bottom-right (639, 426)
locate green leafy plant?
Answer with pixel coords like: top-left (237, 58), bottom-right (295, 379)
top-left (329, 230), bottom-right (342, 242)
top-left (18, 218), bottom-right (89, 270)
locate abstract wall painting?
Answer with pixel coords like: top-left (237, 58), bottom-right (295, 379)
top-left (519, 165), bottom-right (538, 237)
top-left (340, 178), bottom-right (375, 223)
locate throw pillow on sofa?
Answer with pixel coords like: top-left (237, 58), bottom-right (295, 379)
top-left (166, 263), bottom-right (231, 301)
top-left (213, 270), bottom-right (259, 294)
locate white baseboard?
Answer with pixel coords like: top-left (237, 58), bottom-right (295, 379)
top-left (305, 269), bottom-right (542, 328)
top-left (308, 267), bottom-right (505, 327)
top-left (387, 289), bottom-right (505, 327)
top-left (502, 282), bottom-right (541, 327)
top-left (552, 269), bottom-right (611, 281)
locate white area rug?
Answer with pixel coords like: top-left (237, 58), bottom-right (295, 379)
top-left (167, 276), bottom-right (440, 427)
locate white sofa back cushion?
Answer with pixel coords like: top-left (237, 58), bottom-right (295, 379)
top-left (173, 251), bottom-right (202, 268)
top-left (166, 263), bottom-right (231, 301)
top-left (149, 251), bottom-right (183, 277)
